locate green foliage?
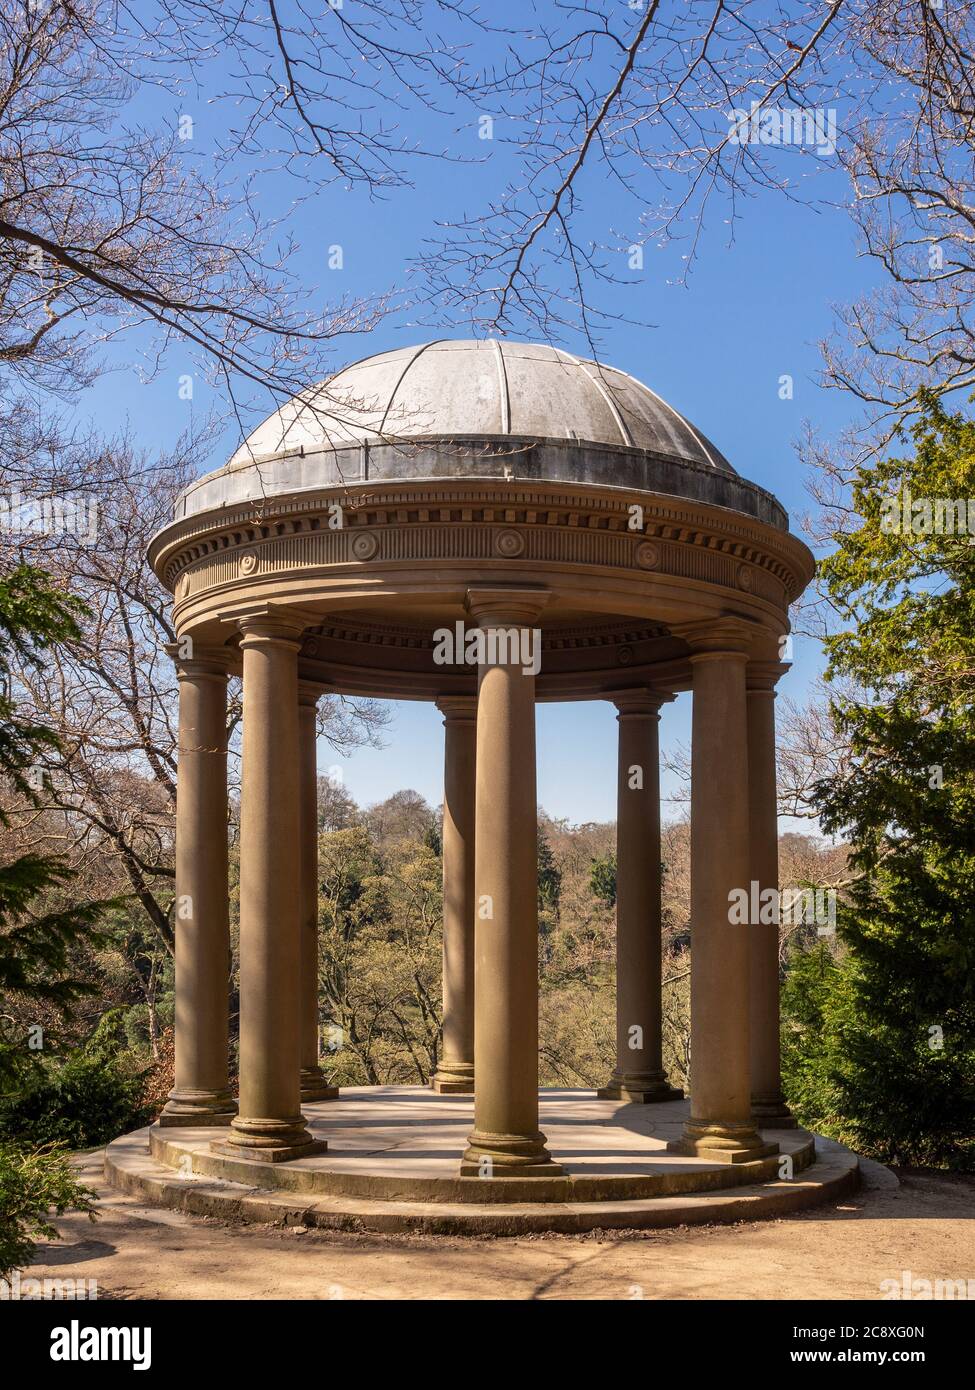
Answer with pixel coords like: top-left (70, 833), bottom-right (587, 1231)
top-left (0, 563), bottom-right (115, 1094)
top-left (539, 980), bottom-right (614, 1088)
top-left (0, 857), bottom-right (109, 1090)
top-left (802, 400), bottom-right (975, 1168)
top-left (781, 940), bottom-right (975, 1169)
top-left (0, 1011), bottom-right (151, 1151)
top-left (589, 853), bottom-right (617, 907)
top-left (0, 563), bottom-right (108, 1265)
top-left (0, 564), bottom-right (84, 809)
top-left (781, 944), bottom-right (853, 1145)
top-left (0, 1142), bottom-right (95, 1280)
top-left (316, 825), bottom-right (442, 1085)
top-left (537, 826), bottom-right (562, 914)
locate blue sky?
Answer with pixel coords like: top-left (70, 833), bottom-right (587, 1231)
top-left (70, 16), bottom-right (883, 825)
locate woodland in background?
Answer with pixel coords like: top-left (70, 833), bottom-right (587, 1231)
top-left (0, 758), bottom-right (849, 1117)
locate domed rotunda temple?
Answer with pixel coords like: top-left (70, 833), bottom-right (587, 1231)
top-left (107, 341), bottom-right (859, 1233)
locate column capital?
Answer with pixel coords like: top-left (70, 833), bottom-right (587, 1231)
top-left (465, 586), bottom-right (549, 627)
top-left (746, 660), bottom-right (790, 696)
top-left (673, 616), bottom-right (760, 659)
top-left (237, 613), bottom-right (307, 649)
top-left (221, 602), bottom-right (309, 647)
top-left (608, 688), bottom-right (674, 719)
top-left (298, 679), bottom-right (324, 709)
top-left (165, 642), bottom-right (231, 682)
top-left (435, 694), bottom-right (477, 723)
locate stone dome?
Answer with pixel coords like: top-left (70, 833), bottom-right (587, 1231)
top-left (228, 339), bottom-right (736, 473)
top-left (175, 338), bottom-right (787, 528)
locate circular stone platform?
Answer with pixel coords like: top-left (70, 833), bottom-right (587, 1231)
top-left (105, 1088), bottom-right (860, 1236)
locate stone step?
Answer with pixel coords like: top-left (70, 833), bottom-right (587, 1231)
top-left (105, 1130), bottom-right (859, 1236)
top-left (149, 1125), bottom-right (817, 1205)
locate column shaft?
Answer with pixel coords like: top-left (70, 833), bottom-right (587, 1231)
top-left (299, 685), bottom-right (338, 1102)
top-left (461, 591), bottom-right (562, 1177)
top-left (670, 642), bottom-right (777, 1163)
top-left (161, 649), bottom-right (236, 1126)
top-left (748, 669), bottom-right (795, 1126)
top-left (432, 696), bottom-right (477, 1093)
top-left (598, 693), bottom-right (682, 1103)
top-left (214, 615), bottom-right (324, 1162)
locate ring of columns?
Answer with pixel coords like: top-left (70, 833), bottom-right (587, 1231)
top-left (139, 342), bottom-right (821, 1204)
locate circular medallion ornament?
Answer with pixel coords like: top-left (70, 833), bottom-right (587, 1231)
top-left (176, 573), bottom-right (190, 599)
top-left (239, 550), bottom-right (259, 577)
top-left (737, 562), bottom-right (753, 591)
top-left (301, 637), bottom-right (319, 658)
top-left (635, 541), bottom-right (660, 570)
top-left (351, 531), bottom-right (378, 561)
top-left (496, 528), bottom-right (525, 558)
top-left (617, 645), bottom-right (635, 666)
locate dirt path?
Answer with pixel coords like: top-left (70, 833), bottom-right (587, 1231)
top-left (22, 1154), bottom-right (975, 1300)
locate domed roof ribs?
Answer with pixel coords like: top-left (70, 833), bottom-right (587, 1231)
top-left (612, 365), bottom-right (726, 472)
top-left (557, 349), bottom-right (634, 448)
top-left (492, 339), bottom-right (511, 434)
top-left (225, 338), bottom-right (738, 477)
top-left (378, 340), bottom-right (447, 438)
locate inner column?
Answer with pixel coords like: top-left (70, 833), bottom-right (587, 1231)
top-left (431, 695), bottom-right (477, 1094)
top-left (460, 588), bottom-right (563, 1177)
top-left (298, 680), bottom-right (338, 1102)
top-left (598, 689), bottom-right (683, 1104)
top-left (748, 660), bottom-right (795, 1127)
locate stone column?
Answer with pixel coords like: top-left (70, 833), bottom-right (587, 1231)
top-left (748, 663), bottom-right (795, 1127)
top-left (214, 613), bottom-right (325, 1162)
top-left (161, 645), bottom-right (236, 1126)
top-left (298, 682), bottom-right (338, 1102)
top-left (431, 695), bottom-right (477, 1094)
top-left (598, 691), bottom-right (682, 1104)
top-left (461, 589), bottom-right (563, 1177)
top-left (670, 627), bottom-right (777, 1163)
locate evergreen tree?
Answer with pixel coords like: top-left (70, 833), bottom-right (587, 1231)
top-left (537, 826), bottom-right (562, 915)
top-left (589, 853), bottom-right (617, 908)
top-left (796, 401), bottom-right (975, 1168)
top-left (0, 565), bottom-right (107, 1089)
top-left (0, 564), bottom-right (107, 1272)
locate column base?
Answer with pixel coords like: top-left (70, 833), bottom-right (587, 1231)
top-left (668, 1120), bottom-right (778, 1164)
top-left (751, 1093), bottom-right (798, 1129)
top-left (460, 1129), bottom-right (565, 1178)
top-left (300, 1067), bottom-right (339, 1102)
top-left (212, 1115), bottom-right (326, 1164)
top-left (430, 1062), bottom-right (475, 1094)
top-left (597, 1071), bottom-right (684, 1104)
top-left (159, 1087), bottom-right (237, 1127)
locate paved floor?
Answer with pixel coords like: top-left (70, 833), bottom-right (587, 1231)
top-left (160, 1087), bottom-right (807, 1183)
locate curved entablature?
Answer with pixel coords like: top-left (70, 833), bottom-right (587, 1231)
top-left (151, 478), bottom-right (810, 618)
